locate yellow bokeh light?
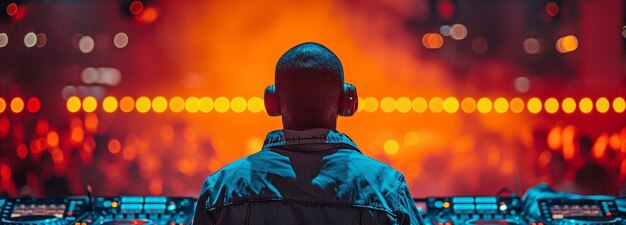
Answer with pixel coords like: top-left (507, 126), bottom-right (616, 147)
top-left (67, 96), bottom-right (81, 113)
top-left (443, 97), bottom-right (459, 113)
top-left (151, 96), bottom-right (168, 113)
top-left (364, 97), bottom-right (378, 112)
top-left (412, 97), bottom-right (427, 113)
top-left (476, 97), bottom-right (492, 113)
top-left (395, 97), bottom-right (412, 113)
top-left (135, 96), bottom-right (151, 113)
top-left (544, 98), bottom-right (559, 114)
top-left (199, 97), bottom-right (214, 113)
top-left (383, 139), bottom-right (400, 155)
top-left (595, 97), bottom-right (609, 113)
top-left (527, 98), bottom-right (542, 114)
top-left (82, 96), bottom-right (97, 113)
top-left (561, 98), bottom-right (576, 114)
top-left (185, 97), bottom-right (201, 113)
top-left (429, 97), bottom-right (444, 113)
top-left (169, 97), bottom-right (185, 113)
top-left (509, 98), bottom-right (524, 113)
top-left (231, 97), bottom-right (247, 113)
top-left (247, 97), bottom-right (263, 113)
top-left (102, 96), bottom-right (118, 113)
top-left (556, 35), bottom-right (578, 53)
top-left (380, 97), bottom-right (395, 113)
top-left (119, 96), bottom-right (135, 113)
top-left (461, 97), bottom-right (476, 113)
top-left (579, 97), bottom-right (593, 113)
top-left (493, 98), bottom-right (508, 113)
top-left (0, 98), bottom-right (5, 113)
top-left (357, 97), bottom-right (365, 112)
top-left (214, 97), bottom-right (230, 113)
top-left (10, 97), bottom-right (24, 113)
top-left (613, 97), bottom-right (625, 113)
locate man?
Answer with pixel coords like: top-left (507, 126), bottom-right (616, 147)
top-left (193, 42), bottom-right (425, 225)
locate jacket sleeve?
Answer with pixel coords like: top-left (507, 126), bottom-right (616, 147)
top-left (192, 181), bottom-right (211, 225)
top-left (397, 177), bottom-right (426, 225)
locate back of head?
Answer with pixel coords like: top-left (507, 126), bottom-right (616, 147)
top-left (274, 42), bottom-right (345, 130)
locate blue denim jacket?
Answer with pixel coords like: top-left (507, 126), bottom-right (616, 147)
top-left (193, 129), bottom-right (425, 225)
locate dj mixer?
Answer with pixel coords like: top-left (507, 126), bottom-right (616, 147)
top-left (0, 195), bottom-right (623, 224)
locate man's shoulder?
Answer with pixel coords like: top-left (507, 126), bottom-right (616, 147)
top-left (335, 149), bottom-right (405, 178)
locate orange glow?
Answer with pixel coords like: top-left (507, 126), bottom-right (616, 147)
top-left (493, 98), bottom-right (508, 113)
top-left (135, 96), bottom-right (151, 113)
top-left (562, 125), bottom-right (576, 160)
top-left (561, 98), bottom-right (576, 114)
top-left (151, 96), bottom-right (168, 113)
top-left (16, 144), bottom-right (28, 159)
top-left (422, 33), bottom-right (444, 49)
top-left (111, 202), bottom-right (118, 208)
top-left (246, 137), bottom-right (263, 154)
top-left (556, 35), bottom-right (578, 53)
top-left (84, 113), bottom-right (99, 133)
top-left (108, 139), bottom-right (122, 154)
top-left (547, 126), bottom-right (562, 150)
top-left (404, 131), bottom-right (419, 146)
top-left (613, 97), bottom-right (625, 113)
top-left (364, 97), bottom-right (379, 112)
top-left (476, 97), bottom-right (492, 113)
top-left (123, 146), bottom-right (137, 161)
top-left (380, 97), bottom-right (395, 113)
top-left (429, 97), bottom-right (444, 113)
top-left (383, 139), bottom-right (399, 155)
top-left (357, 97), bottom-right (365, 112)
top-left (527, 98), bottom-right (542, 114)
top-left (461, 97), bottom-right (476, 113)
top-left (592, 133), bottom-right (609, 158)
top-left (595, 97), bottom-right (609, 113)
top-left (137, 7), bottom-right (159, 24)
top-left (579, 98), bottom-right (593, 113)
top-left (200, 97), bottom-right (215, 113)
top-left (82, 96), bottom-right (97, 113)
top-left (71, 127), bottom-right (84, 144)
top-left (443, 202), bottom-right (450, 208)
top-left (119, 96), bottom-right (135, 112)
top-left (537, 150), bottom-right (552, 167)
top-left (47, 131), bottom-right (60, 148)
top-left (67, 96), bottom-right (81, 113)
top-left (396, 97), bottom-right (412, 113)
top-left (609, 133), bottom-right (621, 150)
top-left (509, 98), bottom-right (524, 113)
top-left (411, 97), bottom-right (427, 113)
top-left (10, 97), bottom-right (24, 113)
top-left (230, 97), bottom-right (247, 113)
top-left (544, 98), bottom-right (559, 114)
top-left (185, 97), bottom-right (201, 113)
top-left (103, 96), bottom-right (118, 113)
top-left (213, 97), bottom-right (229, 113)
top-left (169, 97), bottom-right (185, 113)
top-left (443, 97), bottom-right (459, 113)
top-left (0, 98), bottom-right (5, 113)
top-left (160, 125), bottom-right (174, 142)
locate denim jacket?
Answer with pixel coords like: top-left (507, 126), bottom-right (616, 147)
top-left (193, 129), bottom-right (425, 225)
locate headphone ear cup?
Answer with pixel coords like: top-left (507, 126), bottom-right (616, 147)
top-left (339, 83), bottom-right (358, 117)
top-left (264, 85), bottom-right (281, 116)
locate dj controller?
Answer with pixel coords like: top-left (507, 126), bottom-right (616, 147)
top-left (0, 195), bottom-right (622, 225)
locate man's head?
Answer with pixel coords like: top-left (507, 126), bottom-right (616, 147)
top-left (265, 42), bottom-right (356, 130)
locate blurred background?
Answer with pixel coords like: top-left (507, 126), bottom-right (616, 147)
top-left (0, 0), bottom-right (624, 198)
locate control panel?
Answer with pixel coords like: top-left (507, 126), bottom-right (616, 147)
top-left (414, 196), bottom-right (524, 225)
top-left (538, 198), bottom-right (622, 224)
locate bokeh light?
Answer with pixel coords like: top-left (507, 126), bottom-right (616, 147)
top-left (523, 38), bottom-right (540, 54)
top-left (429, 97), bottom-right (444, 113)
top-left (395, 97), bottom-right (412, 113)
top-left (579, 97), bottom-right (593, 113)
top-left (509, 98), bottom-right (524, 113)
top-left (113, 32), bottom-right (129, 48)
top-left (380, 97), bottom-right (396, 113)
top-left (556, 35), bottom-right (578, 53)
top-left (24, 32), bottom-right (36, 48)
top-left (450, 24), bottom-right (468, 40)
top-left (230, 97), bottom-right (247, 113)
top-left (135, 96), bottom-right (151, 113)
top-left (0, 98), bottom-right (6, 113)
top-left (461, 97), bottom-right (476, 113)
top-left (412, 97), bottom-right (427, 113)
top-left (151, 96), bottom-right (168, 113)
top-left (422, 33), bottom-right (444, 49)
top-left (595, 97), bottom-right (610, 113)
top-left (108, 139), bottom-right (122, 154)
top-left (199, 97), bottom-right (214, 113)
top-left (443, 97), bottom-right (459, 113)
top-left (383, 139), bottom-right (399, 155)
top-left (493, 98), bottom-right (508, 113)
top-left (79, 36), bottom-right (95, 53)
top-left (544, 98), bottom-right (559, 114)
top-left (527, 98), bottom-right (542, 114)
top-left (47, 131), bottom-right (60, 148)
top-left (10, 97), bottom-right (24, 113)
top-left (476, 97), bottom-right (492, 113)
top-left (26, 97), bottom-right (40, 113)
top-left (0, 33), bottom-right (7, 48)
top-left (546, 2), bottom-right (559, 16)
top-left (119, 96), bottom-right (135, 113)
top-left (561, 98), bottom-right (576, 114)
top-left (364, 97), bottom-right (379, 112)
top-left (169, 97), bottom-right (185, 113)
top-left (82, 96), bottom-right (98, 113)
top-left (185, 97), bottom-right (201, 113)
top-left (613, 97), bottom-right (625, 113)
top-left (67, 96), bottom-right (81, 113)
top-left (214, 97), bottom-right (230, 113)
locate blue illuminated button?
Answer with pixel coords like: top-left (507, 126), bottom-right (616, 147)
top-left (145, 196), bottom-right (167, 204)
top-left (167, 204), bottom-right (176, 211)
top-left (121, 196), bottom-right (144, 203)
top-left (453, 204), bottom-right (475, 211)
top-left (144, 204), bottom-right (166, 210)
top-left (476, 204), bottom-right (498, 210)
top-left (452, 197), bottom-right (474, 204)
top-left (434, 201), bottom-right (443, 208)
top-left (103, 200), bottom-right (112, 207)
top-left (121, 203), bottom-right (143, 211)
top-left (475, 197), bottom-right (497, 203)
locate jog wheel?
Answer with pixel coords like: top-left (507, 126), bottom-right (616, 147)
top-left (99, 219), bottom-right (155, 225)
top-left (557, 216), bottom-right (623, 225)
top-left (2, 215), bottom-right (69, 225)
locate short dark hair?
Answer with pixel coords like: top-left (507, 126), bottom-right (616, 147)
top-left (275, 42), bottom-right (344, 84)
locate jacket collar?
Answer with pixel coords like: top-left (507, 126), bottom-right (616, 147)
top-left (262, 128), bottom-right (360, 152)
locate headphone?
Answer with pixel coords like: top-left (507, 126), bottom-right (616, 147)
top-left (264, 83), bottom-right (358, 117)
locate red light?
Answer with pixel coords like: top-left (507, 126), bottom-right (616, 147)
top-left (16, 144), bottom-right (27, 159)
top-left (129, 1), bottom-right (144, 15)
top-left (0, 117), bottom-right (10, 139)
top-left (67, 211), bottom-right (73, 216)
top-left (437, 0), bottom-right (455, 21)
top-left (546, 2), bottom-right (559, 17)
top-left (135, 6), bottom-right (159, 24)
top-left (606, 212), bottom-right (612, 216)
top-left (6, 3), bottom-right (17, 16)
top-left (27, 97), bottom-right (40, 113)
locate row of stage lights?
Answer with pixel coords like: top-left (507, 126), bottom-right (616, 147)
top-left (1, 96), bottom-right (625, 114)
top-left (52, 96), bottom-right (626, 114)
